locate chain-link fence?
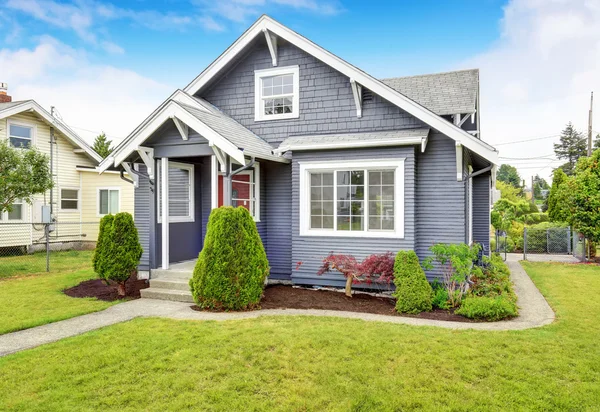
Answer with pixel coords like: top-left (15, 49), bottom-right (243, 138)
top-left (524, 226), bottom-right (572, 257)
top-left (0, 221), bottom-right (99, 276)
top-left (572, 232), bottom-right (588, 262)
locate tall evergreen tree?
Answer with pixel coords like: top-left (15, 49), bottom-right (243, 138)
top-left (497, 164), bottom-right (521, 188)
top-left (594, 133), bottom-right (600, 150)
top-left (92, 132), bottom-right (113, 158)
top-left (547, 168), bottom-right (569, 222)
top-left (554, 122), bottom-right (586, 175)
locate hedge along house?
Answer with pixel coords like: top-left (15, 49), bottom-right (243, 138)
top-left (98, 15), bottom-right (498, 300)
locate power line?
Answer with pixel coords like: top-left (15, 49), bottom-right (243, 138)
top-left (499, 154), bottom-right (555, 160)
top-left (493, 134), bottom-right (559, 146)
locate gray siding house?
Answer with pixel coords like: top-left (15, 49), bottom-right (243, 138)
top-left (99, 15), bottom-right (498, 298)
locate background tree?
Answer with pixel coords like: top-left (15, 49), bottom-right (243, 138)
top-left (495, 181), bottom-right (523, 203)
top-left (547, 168), bottom-right (570, 222)
top-left (92, 132), bottom-right (113, 158)
top-left (497, 164), bottom-right (521, 188)
top-left (594, 133), bottom-right (600, 151)
top-left (568, 149), bottom-right (600, 243)
top-left (532, 174), bottom-right (549, 199)
top-left (0, 140), bottom-right (54, 213)
top-left (554, 122), bottom-right (587, 175)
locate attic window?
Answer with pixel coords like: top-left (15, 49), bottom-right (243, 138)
top-left (254, 66), bottom-right (299, 122)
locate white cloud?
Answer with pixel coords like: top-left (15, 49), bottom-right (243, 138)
top-left (461, 0), bottom-right (600, 183)
top-left (0, 37), bottom-right (172, 146)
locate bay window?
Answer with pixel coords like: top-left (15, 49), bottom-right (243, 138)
top-left (300, 159), bottom-right (404, 238)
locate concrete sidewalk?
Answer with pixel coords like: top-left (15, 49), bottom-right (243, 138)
top-left (0, 259), bottom-right (556, 357)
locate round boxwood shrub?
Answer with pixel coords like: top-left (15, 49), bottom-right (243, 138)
top-left (190, 206), bottom-right (270, 310)
top-left (92, 214), bottom-right (114, 284)
top-left (104, 212), bottom-right (143, 297)
top-left (393, 250), bottom-right (432, 314)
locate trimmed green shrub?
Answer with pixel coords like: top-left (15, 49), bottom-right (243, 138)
top-left (92, 214), bottom-right (114, 283)
top-left (104, 212), bottom-right (143, 297)
top-left (393, 251), bottom-right (432, 314)
top-left (456, 295), bottom-right (518, 321)
top-left (522, 212), bottom-right (549, 225)
top-left (190, 206), bottom-right (270, 310)
top-left (431, 280), bottom-right (449, 310)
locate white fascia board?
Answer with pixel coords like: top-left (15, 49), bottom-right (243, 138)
top-left (274, 137), bottom-right (425, 154)
top-left (0, 100), bottom-right (103, 163)
top-left (183, 16), bottom-right (498, 164)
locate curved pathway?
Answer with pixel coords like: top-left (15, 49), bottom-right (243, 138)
top-left (0, 258), bottom-right (555, 357)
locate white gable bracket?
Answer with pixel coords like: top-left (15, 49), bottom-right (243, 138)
top-left (350, 79), bottom-right (362, 118)
top-left (121, 162), bottom-right (139, 188)
top-left (172, 116), bottom-right (189, 140)
top-left (263, 29), bottom-right (278, 66)
top-left (455, 143), bottom-right (463, 182)
top-left (457, 112), bottom-right (474, 128)
top-left (210, 143), bottom-right (227, 171)
top-left (421, 135), bottom-right (428, 153)
top-left (137, 146), bottom-right (155, 179)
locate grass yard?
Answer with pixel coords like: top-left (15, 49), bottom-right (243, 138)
top-left (0, 250), bottom-right (117, 335)
top-left (0, 262), bottom-right (599, 410)
top-left (0, 250), bottom-right (94, 279)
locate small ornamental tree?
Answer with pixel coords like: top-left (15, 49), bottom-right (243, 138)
top-left (393, 250), bottom-right (432, 314)
top-left (317, 252), bottom-right (395, 297)
top-left (190, 206), bottom-right (270, 310)
top-left (569, 149), bottom-right (600, 244)
top-left (104, 212), bottom-right (143, 296)
top-left (92, 214), bottom-right (114, 284)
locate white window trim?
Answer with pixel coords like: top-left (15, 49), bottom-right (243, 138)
top-left (3, 200), bottom-right (26, 222)
top-left (59, 187), bottom-right (81, 213)
top-left (156, 161), bottom-right (195, 224)
top-left (97, 187), bottom-right (121, 217)
top-left (299, 159), bottom-right (405, 238)
top-left (254, 65), bottom-right (300, 122)
top-left (7, 119), bottom-right (36, 148)
top-left (218, 161), bottom-right (261, 222)
top-left (468, 165), bottom-right (473, 245)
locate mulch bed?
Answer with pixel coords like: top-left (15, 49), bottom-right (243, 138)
top-left (192, 285), bottom-right (477, 322)
top-left (64, 275), bottom-right (148, 301)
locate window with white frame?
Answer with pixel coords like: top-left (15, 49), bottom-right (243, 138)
top-left (217, 162), bottom-right (261, 221)
top-left (8, 122), bottom-right (33, 148)
top-left (0, 201), bottom-right (24, 220)
top-left (157, 161), bottom-right (194, 223)
top-left (254, 66), bottom-right (299, 121)
top-left (60, 188), bottom-right (79, 211)
top-left (300, 159), bottom-right (404, 238)
top-left (98, 188), bottom-right (120, 215)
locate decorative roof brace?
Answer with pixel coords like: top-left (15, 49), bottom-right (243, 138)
top-left (350, 78), bottom-right (362, 118)
top-left (263, 29), bottom-right (278, 66)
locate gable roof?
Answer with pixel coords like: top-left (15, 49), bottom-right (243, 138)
top-left (183, 15), bottom-right (497, 164)
top-left (275, 128), bottom-right (430, 154)
top-left (0, 100), bottom-right (102, 163)
top-left (380, 69), bottom-right (478, 116)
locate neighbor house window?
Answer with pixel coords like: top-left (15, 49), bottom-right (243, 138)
top-left (98, 188), bottom-right (120, 215)
top-left (2, 201), bottom-right (24, 220)
top-left (299, 159), bottom-right (404, 238)
top-left (254, 66), bottom-right (299, 121)
top-left (8, 122), bottom-right (33, 148)
top-left (217, 162), bottom-right (261, 221)
top-left (157, 161), bottom-right (194, 223)
top-left (60, 188), bottom-right (79, 211)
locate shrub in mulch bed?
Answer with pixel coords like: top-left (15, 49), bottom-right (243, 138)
top-left (64, 274), bottom-right (148, 302)
top-left (191, 285), bottom-right (479, 323)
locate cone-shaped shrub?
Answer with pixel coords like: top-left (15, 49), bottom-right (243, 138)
top-left (104, 212), bottom-right (143, 297)
top-left (92, 214), bottom-right (114, 283)
top-left (393, 250), bottom-right (433, 314)
top-left (190, 206), bottom-right (270, 310)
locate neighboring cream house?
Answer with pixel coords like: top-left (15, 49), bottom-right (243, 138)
top-left (0, 84), bottom-right (134, 249)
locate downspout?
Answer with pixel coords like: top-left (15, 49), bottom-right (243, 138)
top-left (120, 169), bottom-right (134, 185)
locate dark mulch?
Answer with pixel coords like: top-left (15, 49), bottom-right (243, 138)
top-left (64, 275), bottom-right (148, 301)
top-left (192, 285), bottom-right (476, 322)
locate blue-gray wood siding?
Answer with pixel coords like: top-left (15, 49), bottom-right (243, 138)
top-left (201, 41), bottom-right (426, 146)
top-left (264, 161), bottom-right (292, 279)
top-left (473, 173), bottom-right (491, 254)
top-left (291, 146), bottom-right (415, 287)
top-left (415, 132), bottom-right (466, 279)
top-left (134, 164), bottom-right (151, 271)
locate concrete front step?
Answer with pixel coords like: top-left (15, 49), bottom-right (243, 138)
top-left (149, 278), bottom-right (191, 291)
top-left (151, 269), bottom-right (193, 279)
top-left (140, 288), bottom-right (194, 303)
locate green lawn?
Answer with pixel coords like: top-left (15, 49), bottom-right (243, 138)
top-left (0, 250), bottom-right (116, 335)
top-left (0, 250), bottom-right (94, 279)
top-left (0, 262), bottom-right (599, 410)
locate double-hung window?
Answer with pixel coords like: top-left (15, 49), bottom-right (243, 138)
top-left (157, 161), bottom-right (194, 223)
top-left (8, 122), bottom-right (33, 148)
top-left (60, 188), bottom-right (79, 211)
top-left (300, 159), bottom-right (404, 238)
top-left (98, 188), bottom-right (120, 216)
top-left (217, 162), bottom-right (261, 221)
top-left (254, 66), bottom-right (299, 121)
top-left (0, 201), bottom-right (24, 220)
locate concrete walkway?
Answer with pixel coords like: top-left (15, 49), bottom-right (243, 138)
top-left (0, 259), bottom-right (556, 358)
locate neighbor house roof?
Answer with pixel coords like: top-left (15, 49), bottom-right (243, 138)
top-left (0, 100), bottom-right (102, 163)
top-left (275, 128), bottom-right (430, 154)
top-left (380, 69), bottom-right (478, 116)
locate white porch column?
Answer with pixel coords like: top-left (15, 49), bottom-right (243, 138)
top-left (161, 157), bottom-right (169, 270)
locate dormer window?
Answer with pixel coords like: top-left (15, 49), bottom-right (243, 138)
top-left (254, 66), bottom-right (299, 121)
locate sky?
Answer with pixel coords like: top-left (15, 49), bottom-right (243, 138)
top-left (1, 0), bottom-right (599, 186)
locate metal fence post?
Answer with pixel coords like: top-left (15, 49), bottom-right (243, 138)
top-left (45, 223), bottom-right (50, 272)
top-left (523, 227), bottom-right (528, 261)
top-left (567, 227), bottom-right (572, 255)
